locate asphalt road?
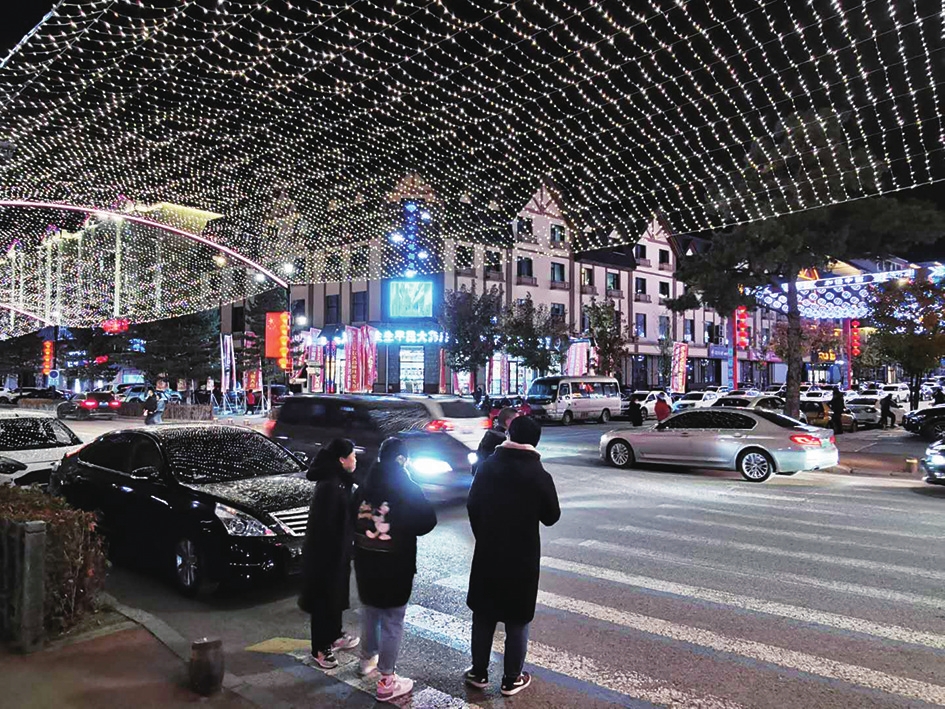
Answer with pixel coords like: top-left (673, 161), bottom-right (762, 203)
top-left (94, 421), bottom-right (945, 709)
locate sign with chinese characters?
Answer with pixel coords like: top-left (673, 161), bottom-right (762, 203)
top-left (264, 311), bottom-right (290, 368)
top-left (671, 342), bottom-right (689, 393)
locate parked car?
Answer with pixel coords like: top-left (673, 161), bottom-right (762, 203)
top-left (0, 387), bottom-right (21, 405)
top-left (673, 391), bottom-right (719, 411)
top-left (763, 385), bottom-right (785, 395)
top-left (711, 394), bottom-right (786, 412)
top-left (17, 387), bottom-right (68, 401)
top-left (525, 376), bottom-right (622, 424)
top-left (845, 396), bottom-right (905, 428)
top-left (51, 425), bottom-right (315, 596)
top-left (903, 405), bottom-right (945, 441)
top-left (798, 400), bottom-right (858, 432)
top-left (600, 408), bottom-right (838, 481)
top-left (56, 391), bottom-right (122, 420)
top-left (801, 388), bottom-right (834, 402)
top-left (726, 388), bottom-right (761, 397)
top-left (625, 391), bottom-right (667, 420)
top-left (0, 411), bottom-right (83, 487)
top-left (921, 437), bottom-right (945, 485)
top-left (265, 395), bottom-right (476, 501)
top-left (881, 383), bottom-right (911, 405)
top-left (383, 393), bottom-right (490, 450)
top-left (121, 385), bottom-right (182, 404)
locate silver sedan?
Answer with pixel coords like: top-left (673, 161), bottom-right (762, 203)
top-left (599, 408), bottom-right (839, 482)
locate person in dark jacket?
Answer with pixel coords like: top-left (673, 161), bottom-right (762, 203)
top-left (354, 438), bottom-right (436, 703)
top-left (142, 389), bottom-right (159, 425)
top-left (934, 388), bottom-right (945, 407)
top-left (830, 389), bottom-right (846, 435)
top-left (299, 439), bottom-right (360, 670)
top-left (626, 397), bottom-right (643, 426)
top-left (880, 393), bottom-right (896, 428)
top-left (464, 415), bottom-right (560, 697)
top-left (474, 407), bottom-right (518, 473)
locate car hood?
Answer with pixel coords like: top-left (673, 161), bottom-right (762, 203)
top-left (182, 474), bottom-right (315, 514)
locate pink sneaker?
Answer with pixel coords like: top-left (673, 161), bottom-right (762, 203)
top-left (376, 674), bottom-right (414, 702)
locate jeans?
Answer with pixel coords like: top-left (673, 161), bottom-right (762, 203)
top-left (471, 613), bottom-right (530, 681)
top-left (310, 607), bottom-right (342, 654)
top-left (360, 605), bottom-right (406, 675)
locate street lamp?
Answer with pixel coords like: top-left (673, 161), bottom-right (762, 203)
top-left (253, 272), bottom-right (267, 283)
top-left (282, 262), bottom-right (295, 276)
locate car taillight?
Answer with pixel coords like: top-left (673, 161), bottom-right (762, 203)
top-left (829, 435), bottom-right (836, 445)
top-left (425, 419), bottom-right (455, 433)
top-left (108, 400), bottom-right (121, 408)
top-left (80, 400), bottom-right (97, 409)
top-left (480, 418), bottom-right (492, 429)
top-left (790, 434), bottom-right (822, 446)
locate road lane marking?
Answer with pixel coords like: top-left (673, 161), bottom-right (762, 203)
top-left (404, 604), bottom-right (745, 709)
top-left (551, 538), bottom-right (945, 608)
top-left (599, 523), bottom-right (945, 582)
top-left (537, 557), bottom-right (945, 650)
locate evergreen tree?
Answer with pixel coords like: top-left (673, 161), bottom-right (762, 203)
top-left (241, 288), bottom-right (290, 383)
top-left (129, 309), bottom-right (220, 386)
top-left (437, 285), bottom-right (502, 386)
top-left (500, 294), bottom-right (570, 376)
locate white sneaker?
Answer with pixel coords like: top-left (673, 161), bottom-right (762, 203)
top-left (358, 654), bottom-right (379, 677)
top-left (376, 674), bottom-right (414, 702)
top-left (331, 632), bottom-right (360, 651)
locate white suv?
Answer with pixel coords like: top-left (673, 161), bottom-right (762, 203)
top-left (391, 394), bottom-right (489, 450)
top-left (673, 391), bottom-right (719, 411)
top-left (881, 383), bottom-right (911, 405)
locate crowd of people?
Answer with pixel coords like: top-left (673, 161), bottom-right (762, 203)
top-left (299, 409), bottom-right (559, 702)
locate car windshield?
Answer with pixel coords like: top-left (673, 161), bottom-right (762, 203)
top-left (861, 389), bottom-right (880, 396)
top-left (882, 385), bottom-right (900, 391)
top-left (753, 410), bottom-right (808, 428)
top-left (165, 429), bottom-right (302, 484)
top-left (439, 400), bottom-right (482, 418)
top-left (717, 398), bottom-right (749, 407)
top-left (681, 393), bottom-right (703, 401)
top-left (0, 418), bottom-right (80, 450)
top-left (849, 398), bottom-right (879, 405)
top-left (86, 392), bottom-right (116, 402)
top-left (527, 380), bottom-right (559, 402)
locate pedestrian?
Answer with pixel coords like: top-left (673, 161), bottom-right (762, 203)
top-left (880, 393), bottom-right (896, 429)
top-left (299, 438), bottom-right (361, 670)
top-left (626, 397), bottom-right (643, 427)
top-left (464, 415), bottom-right (560, 697)
top-left (473, 386), bottom-right (484, 405)
top-left (142, 388), bottom-right (159, 425)
top-left (153, 387), bottom-right (167, 425)
top-left (934, 388), bottom-right (945, 407)
top-left (654, 393), bottom-right (672, 422)
top-left (475, 407), bottom-right (518, 473)
top-left (830, 389), bottom-right (845, 435)
top-left (245, 388), bottom-right (256, 414)
top-left (354, 438), bottom-right (436, 703)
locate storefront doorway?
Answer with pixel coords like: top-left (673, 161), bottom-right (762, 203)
top-left (399, 346), bottom-right (425, 393)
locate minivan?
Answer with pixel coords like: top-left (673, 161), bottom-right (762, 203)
top-left (525, 375), bottom-right (621, 425)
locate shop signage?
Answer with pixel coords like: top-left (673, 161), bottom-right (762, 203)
top-left (707, 344), bottom-right (728, 359)
top-left (670, 342), bottom-right (689, 393)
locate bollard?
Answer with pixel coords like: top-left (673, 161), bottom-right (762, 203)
top-left (905, 458), bottom-right (919, 475)
top-left (189, 637), bottom-right (224, 695)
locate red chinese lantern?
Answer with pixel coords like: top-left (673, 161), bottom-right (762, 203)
top-left (850, 320), bottom-right (861, 357)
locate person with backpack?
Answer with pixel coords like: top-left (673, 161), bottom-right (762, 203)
top-left (299, 439), bottom-right (361, 670)
top-left (464, 415), bottom-right (560, 697)
top-left (354, 438), bottom-right (437, 703)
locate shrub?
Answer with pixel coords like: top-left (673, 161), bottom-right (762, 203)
top-left (117, 401), bottom-right (212, 421)
top-left (0, 486), bottom-right (107, 635)
top-left (17, 399), bottom-right (60, 413)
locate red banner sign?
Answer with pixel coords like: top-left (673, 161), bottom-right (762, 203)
top-left (264, 312), bottom-right (290, 368)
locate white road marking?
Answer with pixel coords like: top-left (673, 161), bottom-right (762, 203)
top-left (404, 604), bottom-right (745, 709)
top-left (537, 557), bottom-right (945, 649)
top-left (600, 523), bottom-right (945, 582)
top-left (552, 538), bottom-right (945, 608)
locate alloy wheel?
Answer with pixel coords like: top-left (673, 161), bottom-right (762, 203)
top-left (600, 409), bottom-right (611, 424)
top-left (175, 539), bottom-right (198, 590)
top-left (607, 440), bottom-right (632, 468)
top-left (931, 422), bottom-right (945, 439)
top-left (740, 452), bottom-right (772, 482)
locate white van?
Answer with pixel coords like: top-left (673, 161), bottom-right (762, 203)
top-left (526, 376), bottom-right (621, 425)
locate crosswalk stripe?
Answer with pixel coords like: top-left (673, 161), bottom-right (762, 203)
top-left (429, 577), bottom-right (945, 704)
top-left (600, 523), bottom-right (945, 582)
top-left (657, 504), bottom-right (945, 540)
top-left (404, 604), bottom-right (745, 709)
top-left (537, 557), bottom-right (945, 650)
top-left (552, 538), bottom-right (945, 608)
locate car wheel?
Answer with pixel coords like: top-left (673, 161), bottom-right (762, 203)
top-left (56, 403), bottom-right (69, 420)
top-left (599, 408), bottom-right (612, 424)
top-left (850, 420), bottom-right (858, 433)
top-left (561, 410), bottom-right (573, 426)
top-left (924, 421), bottom-right (945, 441)
top-left (737, 449), bottom-right (774, 482)
top-left (606, 439), bottom-right (634, 468)
top-left (173, 537), bottom-right (218, 598)
top-left (640, 409), bottom-right (648, 421)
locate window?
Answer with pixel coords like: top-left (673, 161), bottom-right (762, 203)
top-left (325, 294), bottom-right (340, 324)
top-left (762, 327), bottom-right (770, 346)
top-left (558, 382), bottom-right (571, 398)
top-left (659, 249), bottom-right (670, 265)
top-left (127, 435), bottom-right (164, 474)
top-left (581, 267), bottom-right (594, 286)
top-left (323, 253), bottom-right (343, 281)
top-left (550, 223), bottom-right (566, 243)
top-left (606, 272), bottom-right (620, 291)
top-left (279, 398), bottom-right (332, 426)
top-left (704, 320), bottom-right (716, 343)
top-left (659, 281), bottom-right (670, 297)
top-left (78, 432), bottom-right (135, 472)
top-left (290, 298), bottom-right (306, 324)
top-left (165, 430), bottom-right (301, 484)
top-left (550, 303), bottom-right (566, 318)
top-left (551, 262), bottom-right (566, 283)
top-left (635, 313), bottom-right (647, 339)
top-left (634, 277), bottom-right (647, 294)
top-left (634, 244), bottom-right (647, 260)
top-left (350, 246), bottom-right (370, 279)
top-left (516, 217), bottom-right (533, 240)
top-left (352, 290), bottom-right (368, 322)
top-left (684, 318), bottom-right (694, 342)
top-left (581, 311), bottom-right (590, 332)
top-left (659, 315), bottom-right (670, 339)
top-left (456, 245), bottom-right (474, 269)
top-left (232, 305), bottom-right (245, 332)
top-left (0, 418), bottom-right (80, 451)
top-left (517, 257), bottom-right (533, 277)
top-left (484, 250), bottom-right (501, 274)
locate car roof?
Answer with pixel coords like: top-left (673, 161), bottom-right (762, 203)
top-left (0, 410), bottom-right (56, 420)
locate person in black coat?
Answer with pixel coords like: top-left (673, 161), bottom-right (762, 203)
top-left (474, 407), bottom-right (518, 473)
top-left (934, 388), bottom-right (945, 407)
top-left (353, 438), bottom-right (436, 703)
top-left (299, 439), bottom-right (360, 670)
top-left (626, 398), bottom-right (643, 427)
top-left (830, 389), bottom-right (846, 435)
top-left (880, 393), bottom-right (896, 428)
top-left (464, 415), bottom-right (560, 697)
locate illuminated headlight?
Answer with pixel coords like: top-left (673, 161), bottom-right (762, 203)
top-left (928, 454), bottom-right (945, 467)
top-left (407, 458), bottom-right (453, 478)
top-left (467, 452), bottom-right (478, 466)
top-left (214, 503), bottom-right (276, 537)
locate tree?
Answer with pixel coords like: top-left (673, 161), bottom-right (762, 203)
top-left (657, 333), bottom-right (673, 389)
top-left (129, 309), bottom-right (221, 387)
top-left (500, 294), bottom-right (570, 376)
top-left (437, 285), bottom-right (502, 386)
top-left (869, 279), bottom-right (945, 409)
top-left (58, 326), bottom-right (134, 386)
top-left (669, 109), bottom-right (945, 418)
top-left (767, 320), bottom-right (842, 361)
top-left (852, 333), bottom-right (885, 383)
top-left (242, 288), bottom-right (289, 383)
top-left (0, 332), bottom-right (42, 385)
top-left (584, 299), bottom-right (631, 377)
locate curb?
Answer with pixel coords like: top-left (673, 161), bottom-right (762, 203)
top-left (823, 464), bottom-right (918, 479)
top-left (100, 593), bottom-right (293, 709)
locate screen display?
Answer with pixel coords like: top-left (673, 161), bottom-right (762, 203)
top-left (389, 280), bottom-right (433, 318)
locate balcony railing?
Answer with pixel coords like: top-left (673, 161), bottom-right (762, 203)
top-left (659, 261), bottom-right (673, 271)
top-left (516, 275), bottom-right (537, 286)
top-left (581, 285), bottom-right (598, 295)
top-left (635, 258), bottom-right (652, 268)
top-left (634, 292), bottom-right (652, 303)
top-left (606, 289), bottom-right (624, 299)
top-left (549, 240), bottom-right (569, 249)
top-left (455, 267), bottom-right (475, 277)
top-left (550, 280), bottom-right (570, 290)
top-left (484, 269), bottom-right (504, 281)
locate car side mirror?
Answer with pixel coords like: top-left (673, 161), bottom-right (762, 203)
top-left (130, 466), bottom-right (162, 481)
top-left (0, 456), bottom-right (27, 475)
top-left (292, 450), bottom-right (310, 465)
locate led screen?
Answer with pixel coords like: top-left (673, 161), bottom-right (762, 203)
top-left (389, 280), bottom-right (433, 318)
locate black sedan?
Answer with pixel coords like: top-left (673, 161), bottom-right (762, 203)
top-left (51, 426), bottom-right (313, 596)
top-left (57, 391), bottom-right (121, 420)
top-left (922, 438), bottom-right (945, 485)
top-left (902, 405), bottom-right (945, 441)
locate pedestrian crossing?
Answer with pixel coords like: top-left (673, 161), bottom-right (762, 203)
top-left (245, 472), bottom-right (945, 708)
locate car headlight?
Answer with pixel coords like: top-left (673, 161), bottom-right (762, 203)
top-left (214, 503), bottom-right (276, 537)
top-left (407, 458), bottom-right (453, 478)
top-left (467, 452), bottom-right (478, 466)
top-left (929, 454), bottom-right (945, 467)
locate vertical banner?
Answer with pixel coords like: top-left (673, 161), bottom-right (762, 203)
top-left (500, 353), bottom-right (509, 394)
top-left (360, 325), bottom-right (379, 392)
top-left (671, 342), bottom-right (689, 393)
top-left (345, 326), bottom-right (361, 393)
top-left (486, 356), bottom-right (493, 395)
top-left (452, 371), bottom-right (460, 394)
top-left (311, 342), bottom-right (324, 393)
top-left (438, 348), bottom-right (447, 394)
top-left (565, 341), bottom-right (590, 376)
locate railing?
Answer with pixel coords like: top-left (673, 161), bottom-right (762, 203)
top-left (549, 240), bottom-right (569, 249)
top-left (636, 258), bottom-right (652, 268)
top-left (484, 269), bottom-right (504, 281)
top-left (454, 267), bottom-right (476, 277)
top-left (634, 292), bottom-right (652, 303)
top-left (659, 262), bottom-right (673, 271)
top-left (516, 275), bottom-right (537, 286)
top-left (550, 280), bottom-right (570, 290)
top-left (581, 285), bottom-right (598, 295)
top-left (0, 520), bottom-right (46, 653)
top-left (606, 289), bottom-right (624, 299)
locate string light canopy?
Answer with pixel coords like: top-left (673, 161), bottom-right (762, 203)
top-left (0, 0), bottom-right (942, 337)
